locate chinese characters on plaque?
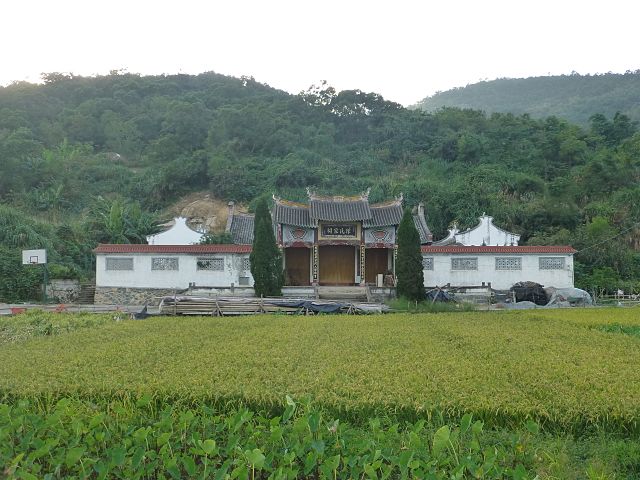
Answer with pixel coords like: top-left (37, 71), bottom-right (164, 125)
top-left (321, 224), bottom-right (356, 237)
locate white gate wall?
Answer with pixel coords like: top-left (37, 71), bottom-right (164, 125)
top-left (423, 253), bottom-right (573, 290)
top-left (96, 253), bottom-right (253, 289)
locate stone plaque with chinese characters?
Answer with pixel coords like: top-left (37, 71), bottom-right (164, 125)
top-left (321, 224), bottom-right (357, 237)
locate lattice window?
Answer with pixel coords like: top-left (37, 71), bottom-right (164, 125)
top-left (242, 257), bottom-right (251, 271)
top-left (151, 257), bottom-right (179, 271)
top-left (539, 257), bottom-right (565, 270)
top-left (197, 257), bottom-right (224, 271)
top-left (105, 257), bottom-right (134, 271)
top-left (422, 257), bottom-right (434, 270)
top-left (495, 257), bottom-right (521, 270)
top-left (451, 257), bottom-right (478, 270)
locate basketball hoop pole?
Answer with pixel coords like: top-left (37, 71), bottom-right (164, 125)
top-left (42, 263), bottom-right (48, 304)
top-left (22, 249), bottom-right (49, 303)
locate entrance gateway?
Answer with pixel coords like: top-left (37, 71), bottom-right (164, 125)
top-left (272, 189), bottom-right (429, 286)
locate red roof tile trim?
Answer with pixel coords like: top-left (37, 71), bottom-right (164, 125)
top-left (94, 244), bottom-right (252, 254)
top-left (421, 245), bottom-right (576, 254)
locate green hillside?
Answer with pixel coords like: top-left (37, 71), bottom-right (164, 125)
top-left (414, 72), bottom-right (640, 125)
top-left (1, 72), bottom-right (639, 300)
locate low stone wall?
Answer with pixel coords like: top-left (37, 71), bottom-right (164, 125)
top-left (46, 279), bottom-right (81, 303)
top-left (186, 286), bottom-right (256, 297)
top-left (95, 287), bottom-right (184, 306)
top-left (368, 287), bottom-right (396, 302)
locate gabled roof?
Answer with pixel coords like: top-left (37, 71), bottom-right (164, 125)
top-left (420, 245), bottom-right (576, 254)
top-left (413, 215), bottom-right (431, 244)
top-left (309, 197), bottom-right (372, 222)
top-left (364, 200), bottom-right (404, 227)
top-left (229, 213), bottom-right (254, 245)
top-left (308, 189), bottom-right (373, 222)
top-left (274, 191), bottom-right (406, 227)
top-left (94, 244), bottom-right (252, 254)
top-left (272, 198), bottom-right (314, 227)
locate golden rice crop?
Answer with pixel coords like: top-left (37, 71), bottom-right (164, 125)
top-left (0, 309), bottom-right (638, 432)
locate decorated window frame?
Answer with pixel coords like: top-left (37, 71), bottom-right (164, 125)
top-left (495, 257), bottom-right (521, 271)
top-left (151, 257), bottom-right (179, 271)
top-left (197, 257), bottom-right (225, 271)
top-left (105, 257), bottom-right (134, 271)
top-left (451, 257), bottom-right (478, 270)
top-left (539, 257), bottom-right (565, 270)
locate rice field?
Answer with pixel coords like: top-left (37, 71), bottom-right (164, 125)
top-left (1, 309), bottom-right (639, 433)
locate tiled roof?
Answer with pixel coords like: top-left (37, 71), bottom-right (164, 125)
top-left (364, 202), bottom-right (404, 227)
top-left (310, 198), bottom-right (372, 222)
top-left (94, 244), bottom-right (252, 254)
top-left (420, 245), bottom-right (576, 254)
top-left (229, 214), bottom-right (254, 245)
top-left (413, 215), bottom-right (433, 244)
top-left (273, 201), bottom-right (314, 227)
top-left (432, 234), bottom-right (457, 246)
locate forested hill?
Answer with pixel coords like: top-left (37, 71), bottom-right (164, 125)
top-left (1, 72), bottom-right (640, 300)
top-left (414, 72), bottom-right (640, 125)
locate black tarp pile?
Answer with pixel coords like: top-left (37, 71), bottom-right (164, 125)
top-left (426, 289), bottom-right (456, 302)
top-left (510, 281), bottom-right (548, 306)
top-left (270, 300), bottom-right (347, 313)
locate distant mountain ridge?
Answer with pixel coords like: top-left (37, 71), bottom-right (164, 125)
top-left (414, 72), bottom-right (640, 125)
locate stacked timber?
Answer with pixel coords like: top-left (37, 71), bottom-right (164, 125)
top-left (158, 296), bottom-right (388, 316)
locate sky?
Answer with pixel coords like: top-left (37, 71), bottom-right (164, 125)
top-left (2, 0), bottom-right (639, 106)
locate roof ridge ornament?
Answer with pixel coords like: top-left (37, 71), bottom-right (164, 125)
top-left (306, 187), bottom-right (316, 199)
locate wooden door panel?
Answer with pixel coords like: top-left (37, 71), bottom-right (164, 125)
top-left (365, 249), bottom-right (388, 284)
top-left (285, 248), bottom-right (310, 286)
top-left (319, 246), bottom-right (354, 285)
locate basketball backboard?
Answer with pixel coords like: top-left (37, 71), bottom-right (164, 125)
top-left (22, 249), bottom-right (47, 265)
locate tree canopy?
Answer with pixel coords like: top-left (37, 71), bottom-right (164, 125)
top-left (395, 209), bottom-right (425, 302)
top-left (0, 71), bottom-right (639, 299)
top-left (249, 198), bottom-right (283, 297)
top-left (415, 72), bottom-right (640, 125)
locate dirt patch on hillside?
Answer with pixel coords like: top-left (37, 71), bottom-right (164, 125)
top-left (166, 192), bottom-right (247, 234)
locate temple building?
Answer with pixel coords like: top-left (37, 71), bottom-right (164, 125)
top-left (273, 190), bottom-right (416, 286)
top-left (93, 190), bottom-right (576, 304)
top-left (229, 189), bottom-right (430, 286)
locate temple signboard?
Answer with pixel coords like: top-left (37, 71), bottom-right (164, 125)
top-left (320, 224), bottom-right (357, 238)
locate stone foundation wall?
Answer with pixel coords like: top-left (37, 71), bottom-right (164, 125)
top-left (95, 287), bottom-right (184, 306)
top-left (46, 279), bottom-right (81, 303)
top-left (368, 287), bottom-right (396, 302)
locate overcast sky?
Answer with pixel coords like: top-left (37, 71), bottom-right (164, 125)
top-left (2, 0), bottom-right (638, 105)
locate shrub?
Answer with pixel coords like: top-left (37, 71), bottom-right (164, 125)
top-left (249, 198), bottom-right (283, 297)
top-left (395, 208), bottom-right (424, 302)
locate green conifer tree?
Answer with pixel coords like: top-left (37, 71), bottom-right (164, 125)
top-left (250, 198), bottom-right (283, 297)
top-left (395, 208), bottom-right (425, 301)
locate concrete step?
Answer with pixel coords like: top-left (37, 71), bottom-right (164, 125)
top-left (317, 286), bottom-right (368, 301)
top-left (77, 283), bottom-right (96, 304)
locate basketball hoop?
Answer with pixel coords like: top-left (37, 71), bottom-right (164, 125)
top-left (22, 249), bottom-right (48, 303)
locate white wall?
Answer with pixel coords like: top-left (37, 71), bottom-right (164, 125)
top-left (96, 253), bottom-right (253, 289)
top-left (423, 254), bottom-right (574, 290)
top-left (454, 215), bottom-right (520, 246)
top-left (147, 217), bottom-right (204, 245)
